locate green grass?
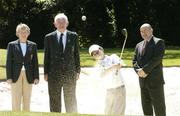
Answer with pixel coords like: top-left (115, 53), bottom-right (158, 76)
top-left (0, 47), bottom-right (180, 80)
top-left (81, 47), bottom-right (180, 67)
top-left (0, 112), bottom-right (100, 116)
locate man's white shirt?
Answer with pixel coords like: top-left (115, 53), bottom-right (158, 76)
top-left (57, 30), bottom-right (67, 51)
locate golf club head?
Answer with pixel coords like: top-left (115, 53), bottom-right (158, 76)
top-left (121, 28), bottom-right (128, 37)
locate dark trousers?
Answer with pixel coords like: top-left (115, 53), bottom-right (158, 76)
top-left (140, 85), bottom-right (166, 116)
top-left (48, 78), bottom-right (77, 113)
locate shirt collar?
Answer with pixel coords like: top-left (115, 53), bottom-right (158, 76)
top-left (146, 35), bottom-right (153, 42)
top-left (56, 30), bottom-right (67, 38)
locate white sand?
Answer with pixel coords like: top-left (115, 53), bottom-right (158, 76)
top-left (0, 67), bottom-right (180, 116)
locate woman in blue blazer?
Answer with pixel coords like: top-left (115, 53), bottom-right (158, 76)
top-left (6, 23), bottom-right (39, 111)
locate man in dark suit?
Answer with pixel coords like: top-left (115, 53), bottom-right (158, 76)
top-left (132, 23), bottom-right (166, 116)
top-left (44, 13), bottom-right (80, 113)
top-left (6, 23), bottom-right (39, 111)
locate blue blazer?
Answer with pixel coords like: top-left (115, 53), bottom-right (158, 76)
top-left (6, 40), bottom-right (39, 83)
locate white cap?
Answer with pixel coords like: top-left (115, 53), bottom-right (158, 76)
top-left (89, 44), bottom-right (103, 56)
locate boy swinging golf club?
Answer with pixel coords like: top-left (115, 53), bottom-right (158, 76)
top-left (88, 44), bottom-right (126, 115)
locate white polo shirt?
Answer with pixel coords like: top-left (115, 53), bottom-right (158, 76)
top-left (98, 54), bottom-right (125, 89)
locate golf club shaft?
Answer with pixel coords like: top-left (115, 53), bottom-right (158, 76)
top-left (120, 32), bottom-right (128, 59)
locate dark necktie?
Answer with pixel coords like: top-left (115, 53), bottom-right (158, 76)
top-left (59, 33), bottom-right (64, 52)
top-left (141, 40), bottom-right (148, 55)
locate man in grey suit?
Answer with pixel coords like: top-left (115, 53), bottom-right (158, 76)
top-left (44, 13), bottom-right (80, 113)
top-left (132, 23), bottom-right (166, 116)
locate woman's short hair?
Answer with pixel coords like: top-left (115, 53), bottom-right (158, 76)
top-left (16, 23), bottom-right (30, 37)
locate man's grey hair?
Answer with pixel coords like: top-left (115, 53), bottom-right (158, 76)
top-left (54, 13), bottom-right (68, 23)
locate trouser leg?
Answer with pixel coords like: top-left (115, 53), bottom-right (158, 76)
top-left (63, 80), bottom-right (77, 113)
top-left (11, 71), bottom-right (23, 111)
top-left (22, 71), bottom-right (32, 111)
top-left (150, 85), bottom-right (166, 116)
top-left (140, 87), bottom-right (153, 115)
top-left (113, 86), bottom-right (126, 115)
top-left (105, 86), bottom-right (126, 115)
top-left (48, 79), bottom-right (62, 112)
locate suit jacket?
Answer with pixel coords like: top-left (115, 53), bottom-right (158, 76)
top-left (44, 30), bottom-right (80, 80)
top-left (133, 36), bottom-right (165, 88)
top-left (6, 40), bottom-right (39, 83)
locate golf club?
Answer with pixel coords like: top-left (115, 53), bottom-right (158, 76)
top-left (120, 28), bottom-right (128, 59)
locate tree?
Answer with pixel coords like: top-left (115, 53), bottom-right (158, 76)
top-left (1, 0), bottom-right (180, 48)
top-left (0, 0), bottom-right (46, 48)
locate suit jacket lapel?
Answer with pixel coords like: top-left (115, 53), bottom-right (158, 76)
top-left (53, 31), bottom-right (59, 48)
top-left (54, 31), bottom-right (59, 43)
top-left (139, 41), bottom-right (144, 56)
top-left (17, 40), bottom-right (24, 58)
top-left (24, 41), bottom-right (30, 58)
top-left (64, 31), bottom-right (70, 53)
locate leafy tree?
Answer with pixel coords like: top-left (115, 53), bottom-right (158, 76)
top-left (1, 0), bottom-right (180, 49)
top-left (0, 0), bottom-right (46, 48)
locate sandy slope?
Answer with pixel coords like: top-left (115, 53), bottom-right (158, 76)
top-left (0, 67), bottom-right (180, 116)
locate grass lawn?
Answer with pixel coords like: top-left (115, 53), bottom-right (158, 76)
top-left (0, 47), bottom-right (180, 80)
top-left (0, 112), bottom-right (99, 116)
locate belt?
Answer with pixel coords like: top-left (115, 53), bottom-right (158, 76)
top-left (107, 85), bottom-right (125, 91)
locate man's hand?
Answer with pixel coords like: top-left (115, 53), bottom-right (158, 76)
top-left (34, 79), bottom-right (39, 85)
top-left (137, 69), bottom-right (148, 78)
top-left (44, 74), bottom-right (48, 81)
top-left (7, 79), bottom-right (12, 84)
